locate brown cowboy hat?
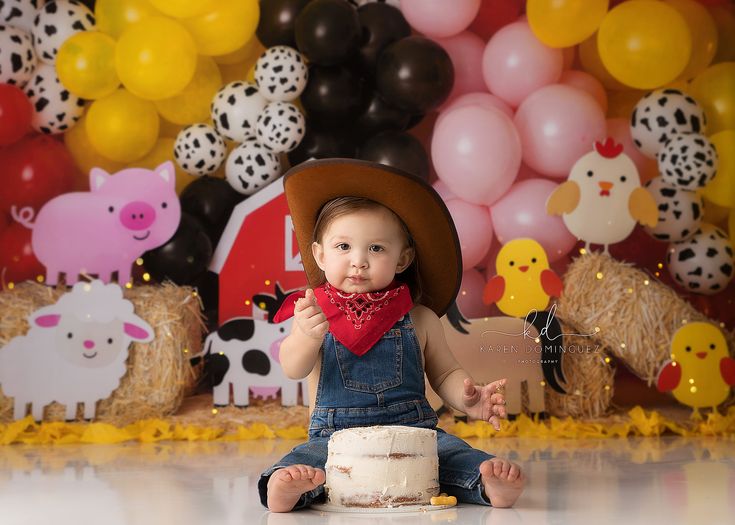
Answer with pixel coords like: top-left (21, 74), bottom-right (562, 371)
top-left (283, 158), bottom-right (462, 317)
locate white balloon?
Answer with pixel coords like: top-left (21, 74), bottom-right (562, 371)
top-left (32, 0), bottom-right (95, 64)
top-left (0, 25), bottom-right (36, 86)
top-left (0, 0), bottom-right (46, 33)
top-left (24, 62), bottom-right (84, 134)
top-left (658, 133), bottom-right (718, 190)
top-left (225, 139), bottom-right (282, 196)
top-left (256, 101), bottom-right (305, 153)
top-left (211, 81), bottom-right (268, 142)
top-left (644, 177), bottom-right (702, 243)
top-left (174, 124), bottom-right (227, 177)
top-left (254, 45), bottom-right (308, 102)
top-left (667, 223), bottom-right (734, 295)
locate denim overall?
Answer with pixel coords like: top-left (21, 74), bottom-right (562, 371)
top-left (258, 313), bottom-right (494, 509)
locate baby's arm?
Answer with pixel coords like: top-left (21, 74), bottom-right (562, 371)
top-left (279, 289), bottom-right (329, 379)
top-left (416, 306), bottom-right (506, 427)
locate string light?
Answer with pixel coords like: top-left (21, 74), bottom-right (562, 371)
top-left (192, 291), bottom-right (198, 298)
top-left (627, 288), bottom-right (633, 294)
top-left (540, 381), bottom-right (546, 387)
top-left (596, 272), bottom-right (603, 280)
top-left (125, 282), bottom-right (133, 289)
top-left (594, 326), bottom-right (601, 333)
top-left (574, 389), bottom-right (582, 396)
top-left (620, 343), bottom-right (626, 349)
top-left (690, 386), bottom-right (697, 394)
top-left (579, 248), bottom-right (587, 255)
top-left (7, 282), bottom-right (14, 290)
top-left (265, 279), bottom-right (271, 286)
top-left (183, 348), bottom-right (189, 354)
top-left (657, 263), bottom-right (663, 269)
top-left (681, 319), bottom-right (688, 325)
top-left (136, 258), bottom-right (144, 266)
top-left (143, 273), bottom-right (151, 282)
top-left (244, 299), bottom-right (251, 306)
top-left (604, 357), bottom-right (611, 364)
top-left (643, 279), bottom-right (649, 286)
top-left (212, 408), bottom-right (218, 415)
top-left (604, 385), bottom-right (611, 391)
top-left (36, 275), bottom-right (44, 283)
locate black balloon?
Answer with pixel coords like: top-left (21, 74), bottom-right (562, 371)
top-left (377, 36), bottom-right (454, 115)
top-left (256, 0), bottom-right (310, 48)
top-left (288, 126), bottom-right (358, 165)
top-left (359, 131), bottom-right (430, 181)
top-left (179, 176), bottom-right (245, 247)
top-left (295, 0), bottom-right (361, 66)
top-left (143, 213), bottom-right (213, 286)
top-left (356, 3), bottom-right (411, 73)
top-left (353, 89), bottom-right (412, 140)
top-left (300, 65), bottom-right (366, 129)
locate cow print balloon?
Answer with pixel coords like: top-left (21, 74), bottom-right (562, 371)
top-left (630, 89), bottom-right (707, 160)
top-left (174, 124), bottom-right (227, 177)
top-left (0, 24), bottom-right (36, 86)
top-left (211, 81), bottom-right (267, 143)
top-left (32, 0), bottom-right (95, 64)
top-left (256, 101), bottom-right (305, 153)
top-left (1, 0), bottom-right (46, 33)
top-left (225, 138), bottom-right (282, 196)
top-left (254, 45), bottom-right (308, 102)
top-left (667, 223), bottom-right (734, 295)
top-left (658, 133), bottom-right (718, 190)
top-left (644, 176), bottom-right (702, 243)
top-left (24, 62), bottom-right (84, 134)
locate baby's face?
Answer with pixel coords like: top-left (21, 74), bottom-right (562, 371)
top-left (312, 207), bottom-right (414, 293)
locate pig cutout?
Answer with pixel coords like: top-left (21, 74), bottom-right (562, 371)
top-left (11, 162), bottom-right (181, 285)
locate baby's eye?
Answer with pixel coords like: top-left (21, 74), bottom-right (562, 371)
top-left (369, 245), bottom-right (384, 253)
top-left (336, 243), bottom-right (350, 251)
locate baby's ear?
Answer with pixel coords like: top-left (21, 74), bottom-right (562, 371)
top-left (312, 242), bottom-right (326, 271)
top-left (396, 246), bottom-right (415, 273)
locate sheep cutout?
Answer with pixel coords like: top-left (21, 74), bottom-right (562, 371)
top-left (0, 280), bottom-right (153, 421)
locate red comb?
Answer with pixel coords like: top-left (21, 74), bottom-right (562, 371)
top-left (594, 138), bottom-right (624, 158)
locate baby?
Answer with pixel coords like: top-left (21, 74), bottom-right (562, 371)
top-left (258, 159), bottom-right (524, 512)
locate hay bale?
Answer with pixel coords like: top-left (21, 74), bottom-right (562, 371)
top-left (555, 253), bottom-right (735, 386)
top-left (545, 328), bottom-right (616, 419)
top-left (0, 281), bottom-right (205, 425)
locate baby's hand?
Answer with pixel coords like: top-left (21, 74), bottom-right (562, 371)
top-left (462, 378), bottom-right (507, 430)
top-left (295, 289), bottom-right (329, 341)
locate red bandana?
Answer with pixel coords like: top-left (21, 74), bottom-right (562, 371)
top-left (273, 281), bottom-right (413, 356)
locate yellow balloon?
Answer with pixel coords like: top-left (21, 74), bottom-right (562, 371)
top-left (64, 113), bottom-right (126, 181)
top-left (218, 60), bottom-right (252, 84)
top-left (598, 0), bottom-right (691, 89)
top-left (148, 0), bottom-right (216, 18)
top-left (528, 0), bottom-right (609, 48)
top-left (710, 6), bottom-right (735, 63)
top-left (116, 16), bottom-right (197, 100)
top-left (158, 117), bottom-right (184, 138)
top-left (95, 0), bottom-right (160, 38)
top-left (56, 31), bottom-right (119, 100)
top-left (578, 33), bottom-right (628, 91)
top-left (155, 55), bottom-right (222, 125)
top-left (701, 129), bottom-right (735, 209)
top-left (181, 0), bottom-right (259, 56)
top-left (702, 197), bottom-right (730, 225)
top-left (126, 137), bottom-right (192, 195)
top-left (689, 62), bottom-right (735, 135)
top-left (665, 0), bottom-right (717, 81)
top-left (213, 36), bottom-right (264, 66)
top-left (86, 88), bottom-right (160, 163)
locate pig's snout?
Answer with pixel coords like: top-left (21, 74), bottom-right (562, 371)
top-left (120, 202), bottom-right (156, 231)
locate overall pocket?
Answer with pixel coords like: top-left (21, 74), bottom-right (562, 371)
top-left (334, 329), bottom-right (403, 393)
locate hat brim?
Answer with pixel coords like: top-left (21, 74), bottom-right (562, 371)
top-left (283, 158), bottom-right (462, 317)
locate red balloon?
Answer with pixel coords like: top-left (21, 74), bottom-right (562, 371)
top-left (0, 84), bottom-right (32, 146)
top-left (0, 135), bottom-right (75, 215)
top-left (469, 0), bottom-right (524, 40)
top-left (0, 223), bottom-right (44, 284)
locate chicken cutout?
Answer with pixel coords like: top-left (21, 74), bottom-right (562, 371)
top-left (656, 322), bottom-right (735, 415)
top-left (547, 138), bottom-right (658, 255)
top-left (483, 239), bottom-right (563, 318)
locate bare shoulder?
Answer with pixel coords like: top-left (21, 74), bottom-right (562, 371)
top-left (410, 304), bottom-right (443, 349)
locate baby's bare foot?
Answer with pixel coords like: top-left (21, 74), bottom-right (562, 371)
top-left (480, 458), bottom-right (524, 508)
top-left (267, 465), bottom-right (326, 513)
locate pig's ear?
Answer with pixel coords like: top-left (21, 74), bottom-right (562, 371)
top-left (90, 167), bottom-right (110, 192)
top-left (154, 161), bottom-right (175, 187)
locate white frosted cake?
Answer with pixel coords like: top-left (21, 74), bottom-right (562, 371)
top-left (324, 425), bottom-right (440, 508)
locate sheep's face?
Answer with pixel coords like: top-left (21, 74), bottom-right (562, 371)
top-left (54, 317), bottom-right (127, 368)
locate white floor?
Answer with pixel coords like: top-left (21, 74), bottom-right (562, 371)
top-left (0, 436), bottom-right (733, 525)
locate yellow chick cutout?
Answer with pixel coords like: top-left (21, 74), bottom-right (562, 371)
top-left (483, 238), bottom-right (563, 318)
top-left (657, 322), bottom-right (735, 417)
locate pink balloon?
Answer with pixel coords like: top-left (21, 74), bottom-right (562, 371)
top-left (445, 198), bottom-right (493, 270)
top-left (438, 92), bottom-right (514, 127)
top-left (432, 105), bottom-right (521, 206)
top-left (562, 47), bottom-right (576, 70)
top-left (606, 117), bottom-right (658, 181)
top-left (469, 0), bottom-right (524, 40)
top-left (401, 0), bottom-right (481, 38)
top-left (559, 70), bottom-right (608, 113)
top-left (433, 32), bottom-right (487, 112)
top-left (490, 178), bottom-right (577, 262)
top-left (456, 268), bottom-right (494, 318)
top-left (514, 84), bottom-right (606, 179)
top-left (482, 20), bottom-right (563, 108)
top-left (516, 162), bottom-right (543, 181)
top-left (432, 179), bottom-right (457, 202)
